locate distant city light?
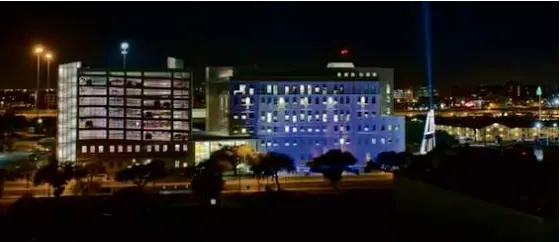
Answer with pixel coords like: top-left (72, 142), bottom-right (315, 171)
top-left (340, 49), bottom-right (349, 55)
top-left (535, 122), bottom-right (542, 128)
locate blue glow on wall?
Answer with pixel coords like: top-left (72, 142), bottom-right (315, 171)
top-left (229, 80), bottom-right (405, 166)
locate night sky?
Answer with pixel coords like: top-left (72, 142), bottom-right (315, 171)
top-left (0, 2), bottom-right (557, 89)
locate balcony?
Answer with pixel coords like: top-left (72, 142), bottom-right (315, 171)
top-left (143, 120), bottom-right (171, 130)
top-left (109, 97), bottom-right (124, 106)
top-left (143, 131), bottom-right (171, 141)
top-left (79, 97), bottom-right (106, 106)
top-left (79, 107), bottom-right (106, 117)
top-left (143, 100), bottom-right (172, 109)
top-left (79, 118), bottom-right (107, 129)
top-left (144, 79), bottom-right (171, 88)
top-left (143, 110), bottom-right (171, 119)
top-left (79, 130), bottom-right (106, 140)
top-left (80, 87), bottom-right (107, 96)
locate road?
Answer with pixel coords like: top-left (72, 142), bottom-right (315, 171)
top-left (1, 172), bottom-right (393, 202)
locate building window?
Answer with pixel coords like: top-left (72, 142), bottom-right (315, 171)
top-left (372, 138), bottom-right (376, 144)
top-left (89, 146), bottom-right (95, 153)
top-left (109, 145), bottom-right (115, 153)
top-left (146, 145), bottom-right (152, 152)
top-left (98, 145), bottom-right (104, 153)
top-left (175, 144), bottom-right (180, 152)
top-left (127, 145), bottom-right (132, 152)
top-left (82, 146), bottom-right (87, 153)
top-left (118, 145), bottom-right (123, 153)
top-left (183, 144), bottom-right (188, 151)
top-left (163, 145), bottom-right (168, 152)
top-left (154, 145), bottom-right (160, 152)
top-left (135, 145), bottom-right (140, 152)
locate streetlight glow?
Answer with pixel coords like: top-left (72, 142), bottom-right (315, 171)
top-left (120, 41), bottom-right (129, 69)
top-left (45, 52), bottom-right (53, 60)
top-left (34, 46), bottom-right (44, 55)
top-left (120, 42), bottom-right (129, 50)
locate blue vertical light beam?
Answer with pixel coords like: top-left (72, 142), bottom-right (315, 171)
top-left (422, 1), bottom-right (434, 108)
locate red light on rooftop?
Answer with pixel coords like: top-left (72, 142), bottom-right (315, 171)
top-left (340, 49), bottom-right (349, 56)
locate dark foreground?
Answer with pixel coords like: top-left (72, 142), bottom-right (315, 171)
top-left (1, 189), bottom-right (403, 242)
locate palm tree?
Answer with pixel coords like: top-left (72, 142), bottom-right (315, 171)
top-left (252, 152), bottom-right (295, 191)
top-left (309, 149), bottom-right (357, 188)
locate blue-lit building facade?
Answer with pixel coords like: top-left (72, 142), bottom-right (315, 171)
top-left (228, 68), bottom-right (405, 166)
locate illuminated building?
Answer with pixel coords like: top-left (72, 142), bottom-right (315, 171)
top-left (228, 67), bottom-right (405, 166)
top-left (57, 62), bottom-right (191, 170)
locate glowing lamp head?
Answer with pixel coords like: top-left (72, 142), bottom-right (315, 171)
top-left (340, 49), bottom-right (349, 56)
top-left (120, 42), bottom-right (129, 51)
top-left (45, 53), bottom-right (53, 60)
top-left (34, 46), bottom-right (44, 55)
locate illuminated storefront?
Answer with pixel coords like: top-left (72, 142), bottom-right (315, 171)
top-left (193, 134), bottom-right (256, 164)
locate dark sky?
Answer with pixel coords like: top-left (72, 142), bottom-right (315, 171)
top-left (0, 2), bottom-right (557, 89)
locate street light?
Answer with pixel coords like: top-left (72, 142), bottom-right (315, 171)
top-left (45, 52), bottom-right (53, 90)
top-left (33, 45), bottom-right (44, 118)
top-left (120, 42), bottom-right (129, 69)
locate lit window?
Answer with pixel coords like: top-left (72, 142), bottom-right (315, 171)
top-left (233, 115), bottom-right (238, 119)
top-left (127, 145), bottom-right (132, 152)
top-left (285, 126), bottom-right (290, 133)
top-left (337, 72), bottom-right (341, 77)
top-left (372, 138), bottom-right (376, 144)
top-left (241, 128), bottom-right (247, 133)
top-left (266, 113), bottom-right (272, 123)
top-left (135, 145), bottom-right (141, 152)
top-left (292, 127), bottom-right (297, 133)
top-left (98, 145), bottom-right (104, 153)
top-left (174, 160), bottom-right (180, 168)
top-left (183, 144), bottom-right (188, 151)
top-left (90, 146), bottom-right (95, 153)
top-left (381, 138), bottom-right (386, 144)
top-left (350, 73), bottom-right (355, 77)
top-left (175, 144), bottom-right (180, 152)
top-left (344, 72), bottom-right (349, 77)
top-left (266, 85), bottom-right (272, 94)
top-left (163, 145), bottom-right (168, 152)
top-left (146, 145), bottom-right (152, 152)
top-left (118, 145), bottom-right (123, 153)
top-left (388, 124), bottom-right (392, 131)
top-left (285, 142), bottom-right (290, 147)
top-left (82, 146), bottom-right (87, 153)
top-left (359, 72), bottom-right (364, 77)
top-left (154, 145), bottom-right (160, 152)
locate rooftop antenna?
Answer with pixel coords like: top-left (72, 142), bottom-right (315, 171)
top-left (420, 1), bottom-right (436, 155)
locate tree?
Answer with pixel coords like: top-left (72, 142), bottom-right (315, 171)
top-left (114, 159), bottom-right (167, 190)
top-left (308, 149), bottom-right (357, 188)
top-left (33, 157), bottom-right (74, 198)
top-left (251, 152), bottom-right (295, 190)
top-left (74, 161), bottom-right (106, 195)
top-left (191, 158), bottom-right (225, 203)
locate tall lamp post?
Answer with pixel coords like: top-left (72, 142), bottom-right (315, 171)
top-left (120, 42), bottom-right (129, 69)
top-left (33, 45), bottom-right (44, 118)
top-left (45, 52), bottom-right (53, 90)
top-left (45, 52), bottom-right (54, 110)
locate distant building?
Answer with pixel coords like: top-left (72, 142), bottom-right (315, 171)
top-left (393, 89), bottom-right (413, 100)
top-left (228, 64), bottom-right (405, 166)
top-left (414, 86), bottom-right (438, 99)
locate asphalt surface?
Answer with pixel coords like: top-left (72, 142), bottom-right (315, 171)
top-left (1, 172), bottom-right (393, 203)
